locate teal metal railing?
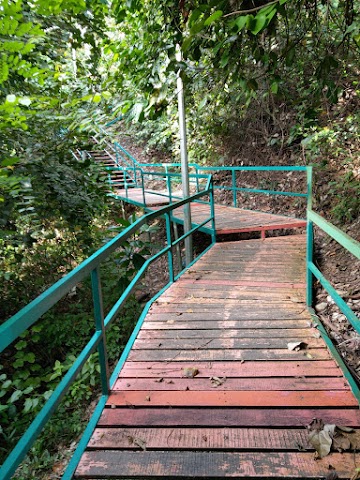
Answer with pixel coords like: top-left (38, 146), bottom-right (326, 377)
top-left (108, 168), bottom-right (212, 210)
top-left (0, 179), bottom-right (215, 480)
top-left (102, 139), bottom-right (310, 211)
top-left (305, 170), bottom-right (360, 400)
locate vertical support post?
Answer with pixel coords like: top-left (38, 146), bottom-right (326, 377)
top-left (133, 161), bottom-right (137, 186)
top-left (141, 170), bottom-right (146, 205)
top-left (165, 166), bottom-right (172, 203)
top-left (306, 166), bottom-right (313, 307)
top-left (209, 178), bottom-right (216, 244)
top-left (124, 168), bottom-right (129, 199)
top-left (165, 213), bottom-right (174, 283)
top-left (232, 170), bottom-right (237, 208)
top-left (195, 166), bottom-right (199, 193)
top-left (176, 46), bottom-right (193, 265)
top-left (91, 267), bottom-right (109, 396)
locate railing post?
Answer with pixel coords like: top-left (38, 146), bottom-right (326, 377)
top-left (141, 169), bottom-right (146, 205)
top-left (165, 167), bottom-right (172, 204)
top-left (124, 168), bottom-right (129, 199)
top-left (210, 178), bottom-right (216, 244)
top-left (133, 160), bottom-right (137, 186)
top-left (165, 213), bottom-right (174, 283)
top-left (195, 166), bottom-right (199, 193)
top-left (232, 170), bottom-right (237, 208)
top-left (306, 166), bottom-right (313, 307)
top-left (91, 267), bottom-right (110, 395)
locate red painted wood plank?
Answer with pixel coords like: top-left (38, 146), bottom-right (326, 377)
top-left (216, 222), bottom-right (306, 234)
top-left (88, 427), bottom-right (312, 450)
top-left (119, 360), bottom-right (341, 378)
top-left (142, 320), bottom-right (312, 329)
top-left (75, 451), bottom-right (360, 478)
top-left (137, 327), bottom-right (314, 339)
top-left (107, 390), bottom-right (357, 407)
top-left (177, 279), bottom-right (306, 288)
top-left (132, 337), bottom-right (325, 350)
top-left (148, 305), bottom-right (309, 318)
top-left (113, 377), bottom-right (348, 392)
top-left (127, 348), bottom-right (330, 361)
top-left (98, 407), bottom-right (360, 428)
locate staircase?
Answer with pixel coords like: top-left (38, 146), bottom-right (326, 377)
top-left (76, 148), bottom-right (135, 190)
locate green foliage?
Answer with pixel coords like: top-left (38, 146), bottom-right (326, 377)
top-left (329, 172), bottom-right (360, 223)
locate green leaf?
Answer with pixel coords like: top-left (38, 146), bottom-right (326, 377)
top-left (182, 36), bottom-right (192, 53)
top-left (189, 9), bottom-right (202, 26)
top-left (1, 158), bottom-right (19, 167)
top-left (190, 20), bottom-right (205, 35)
top-left (15, 340), bottom-right (27, 350)
top-left (204, 10), bottom-right (223, 26)
top-left (270, 81), bottom-right (279, 94)
top-left (250, 14), bottom-right (268, 35)
top-left (132, 253), bottom-right (146, 270)
top-left (233, 15), bottom-right (248, 32)
top-left (2, 380), bottom-right (12, 389)
top-left (220, 53), bottom-right (229, 68)
top-left (92, 94), bottom-right (102, 103)
top-left (9, 389), bottom-right (23, 403)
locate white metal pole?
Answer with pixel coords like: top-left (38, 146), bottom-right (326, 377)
top-left (176, 46), bottom-right (193, 265)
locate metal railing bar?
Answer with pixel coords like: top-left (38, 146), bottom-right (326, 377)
top-left (0, 330), bottom-right (103, 480)
top-left (103, 246), bottom-right (171, 329)
top-left (309, 262), bottom-right (359, 334)
top-left (308, 210), bottom-right (360, 259)
top-left (0, 188), bottom-right (212, 352)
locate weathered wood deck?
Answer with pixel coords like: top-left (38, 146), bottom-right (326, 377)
top-left (75, 235), bottom-right (360, 479)
top-left (114, 187), bottom-right (306, 236)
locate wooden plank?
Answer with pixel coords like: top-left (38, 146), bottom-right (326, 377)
top-left (98, 407), bottom-right (360, 427)
top-left (148, 305), bottom-right (309, 318)
top-left (75, 451), bottom-right (360, 478)
top-left (127, 348), bottom-right (330, 361)
top-left (177, 279), bottom-right (306, 288)
top-left (142, 320), bottom-right (312, 329)
top-left (132, 337), bottom-right (325, 350)
top-left (137, 328), bottom-right (314, 339)
top-left (88, 427), bottom-right (312, 450)
top-left (155, 298), bottom-right (305, 305)
top-left (171, 282), bottom-right (306, 290)
top-left (119, 360), bottom-right (341, 378)
top-left (107, 390), bottom-right (357, 407)
top-left (113, 377), bottom-right (348, 391)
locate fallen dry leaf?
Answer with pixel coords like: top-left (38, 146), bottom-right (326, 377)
top-left (288, 341), bottom-right (308, 351)
top-left (210, 376), bottom-right (227, 387)
top-left (307, 419), bottom-right (335, 458)
top-left (332, 433), bottom-right (351, 452)
top-left (183, 367), bottom-right (199, 378)
top-left (290, 297), bottom-right (302, 303)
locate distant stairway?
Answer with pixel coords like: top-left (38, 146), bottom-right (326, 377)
top-left (87, 149), bottom-right (135, 190)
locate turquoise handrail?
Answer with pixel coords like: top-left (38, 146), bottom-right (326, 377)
top-left (106, 140), bottom-right (309, 208)
top-left (0, 180), bottom-right (215, 480)
top-left (305, 198), bottom-right (360, 402)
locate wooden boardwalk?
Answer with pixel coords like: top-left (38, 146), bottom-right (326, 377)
top-left (75, 235), bottom-right (360, 479)
top-left (114, 187), bottom-right (306, 236)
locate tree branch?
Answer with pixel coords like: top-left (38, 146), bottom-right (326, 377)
top-left (223, 0), bottom-right (278, 18)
